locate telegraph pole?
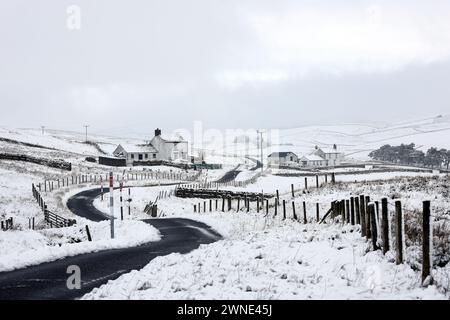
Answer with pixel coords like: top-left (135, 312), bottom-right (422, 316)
top-left (84, 125), bottom-right (89, 142)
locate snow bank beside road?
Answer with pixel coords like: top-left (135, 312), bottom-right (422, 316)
top-left (0, 220), bottom-right (160, 272)
top-left (83, 220), bottom-right (446, 300)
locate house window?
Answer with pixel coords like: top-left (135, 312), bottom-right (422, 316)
top-left (153, 153), bottom-right (156, 159)
top-left (131, 154), bottom-right (135, 159)
top-left (290, 156), bottom-right (293, 161)
top-left (145, 154), bottom-right (148, 159)
top-left (138, 154), bottom-right (143, 160)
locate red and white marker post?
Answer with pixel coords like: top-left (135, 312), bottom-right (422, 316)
top-left (109, 171), bottom-right (115, 239)
top-left (120, 181), bottom-right (124, 221)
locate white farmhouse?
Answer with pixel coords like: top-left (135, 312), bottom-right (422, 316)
top-left (267, 152), bottom-right (298, 166)
top-left (312, 144), bottom-right (344, 166)
top-left (299, 155), bottom-right (328, 167)
top-left (113, 128), bottom-right (188, 166)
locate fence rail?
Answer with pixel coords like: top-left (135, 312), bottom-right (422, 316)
top-left (32, 183), bottom-right (76, 228)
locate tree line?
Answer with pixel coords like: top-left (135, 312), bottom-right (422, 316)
top-left (368, 143), bottom-right (450, 169)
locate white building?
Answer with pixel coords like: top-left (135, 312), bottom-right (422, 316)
top-left (312, 144), bottom-right (344, 166)
top-left (299, 155), bottom-right (328, 167)
top-left (267, 152), bottom-right (298, 166)
top-left (113, 128), bottom-right (188, 166)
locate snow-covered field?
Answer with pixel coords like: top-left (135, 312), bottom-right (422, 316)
top-left (87, 175), bottom-right (450, 299)
top-left (1, 120), bottom-right (450, 300)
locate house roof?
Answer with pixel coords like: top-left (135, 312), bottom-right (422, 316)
top-left (156, 134), bottom-right (186, 143)
top-left (316, 147), bottom-right (341, 154)
top-left (268, 152), bottom-right (297, 158)
top-left (115, 144), bottom-right (158, 153)
top-left (301, 155), bottom-right (326, 161)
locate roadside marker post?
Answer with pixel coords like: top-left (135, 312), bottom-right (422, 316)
top-left (109, 172), bottom-right (115, 239)
top-left (120, 182), bottom-right (124, 221)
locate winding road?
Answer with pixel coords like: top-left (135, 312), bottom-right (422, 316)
top-left (0, 187), bottom-right (221, 300)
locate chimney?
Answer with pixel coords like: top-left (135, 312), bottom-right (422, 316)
top-left (155, 128), bottom-right (161, 137)
top-left (315, 145), bottom-right (318, 150)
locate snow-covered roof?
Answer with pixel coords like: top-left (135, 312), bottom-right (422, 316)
top-left (157, 134), bottom-right (186, 143)
top-left (116, 144), bottom-right (158, 153)
top-left (268, 152), bottom-right (297, 158)
top-left (301, 155), bottom-right (326, 161)
top-left (317, 147), bottom-right (341, 154)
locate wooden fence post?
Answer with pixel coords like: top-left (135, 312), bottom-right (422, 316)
top-left (365, 196), bottom-right (371, 239)
top-left (355, 197), bottom-right (360, 225)
top-left (381, 198), bottom-right (389, 254)
top-left (282, 200), bottom-right (286, 220)
top-left (209, 199), bottom-right (212, 212)
top-left (341, 200), bottom-right (345, 224)
top-left (222, 197), bottom-right (225, 212)
top-left (304, 177), bottom-right (308, 190)
top-left (291, 184), bottom-right (295, 198)
top-left (274, 198), bottom-right (278, 216)
top-left (331, 172), bottom-right (335, 184)
top-left (369, 203), bottom-right (379, 250)
top-left (194, 204), bottom-right (197, 213)
top-left (303, 201), bottom-right (307, 224)
top-left (85, 225), bottom-right (92, 242)
top-left (237, 198), bottom-right (240, 212)
top-left (316, 203), bottom-right (320, 222)
top-left (316, 175), bottom-right (319, 188)
top-left (346, 199), bottom-right (350, 224)
top-left (395, 200), bottom-right (403, 265)
top-left (360, 195), bottom-right (366, 237)
top-left (350, 197), bottom-right (355, 225)
top-left (422, 200), bottom-right (431, 285)
top-left (292, 201), bottom-right (297, 220)
top-left (266, 199), bottom-right (269, 216)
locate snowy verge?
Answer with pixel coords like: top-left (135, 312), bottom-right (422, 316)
top-left (0, 219), bottom-right (160, 272)
top-left (82, 220), bottom-right (447, 299)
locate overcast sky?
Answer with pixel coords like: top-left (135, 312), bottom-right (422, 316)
top-left (1, 0), bottom-right (450, 136)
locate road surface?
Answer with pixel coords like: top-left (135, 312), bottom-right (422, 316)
top-left (0, 188), bottom-right (221, 300)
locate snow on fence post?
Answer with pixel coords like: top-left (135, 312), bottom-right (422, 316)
top-left (359, 195), bottom-right (366, 237)
top-left (422, 200), bottom-right (432, 285)
top-left (316, 203), bottom-right (320, 222)
top-left (282, 200), bottom-right (286, 220)
top-left (395, 200), bottom-right (403, 264)
top-left (381, 198), bottom-right (390, 254)
top-left (303, 201), bottom-right (307, 224)
top-left (205, 201), bottom-right (208, 212)
top-left (350, 197), bottom-right (355, 225)
top-left (368, 203), bottom-right (379, 251)
top-left (292, 201), bottom-right (297, 220)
